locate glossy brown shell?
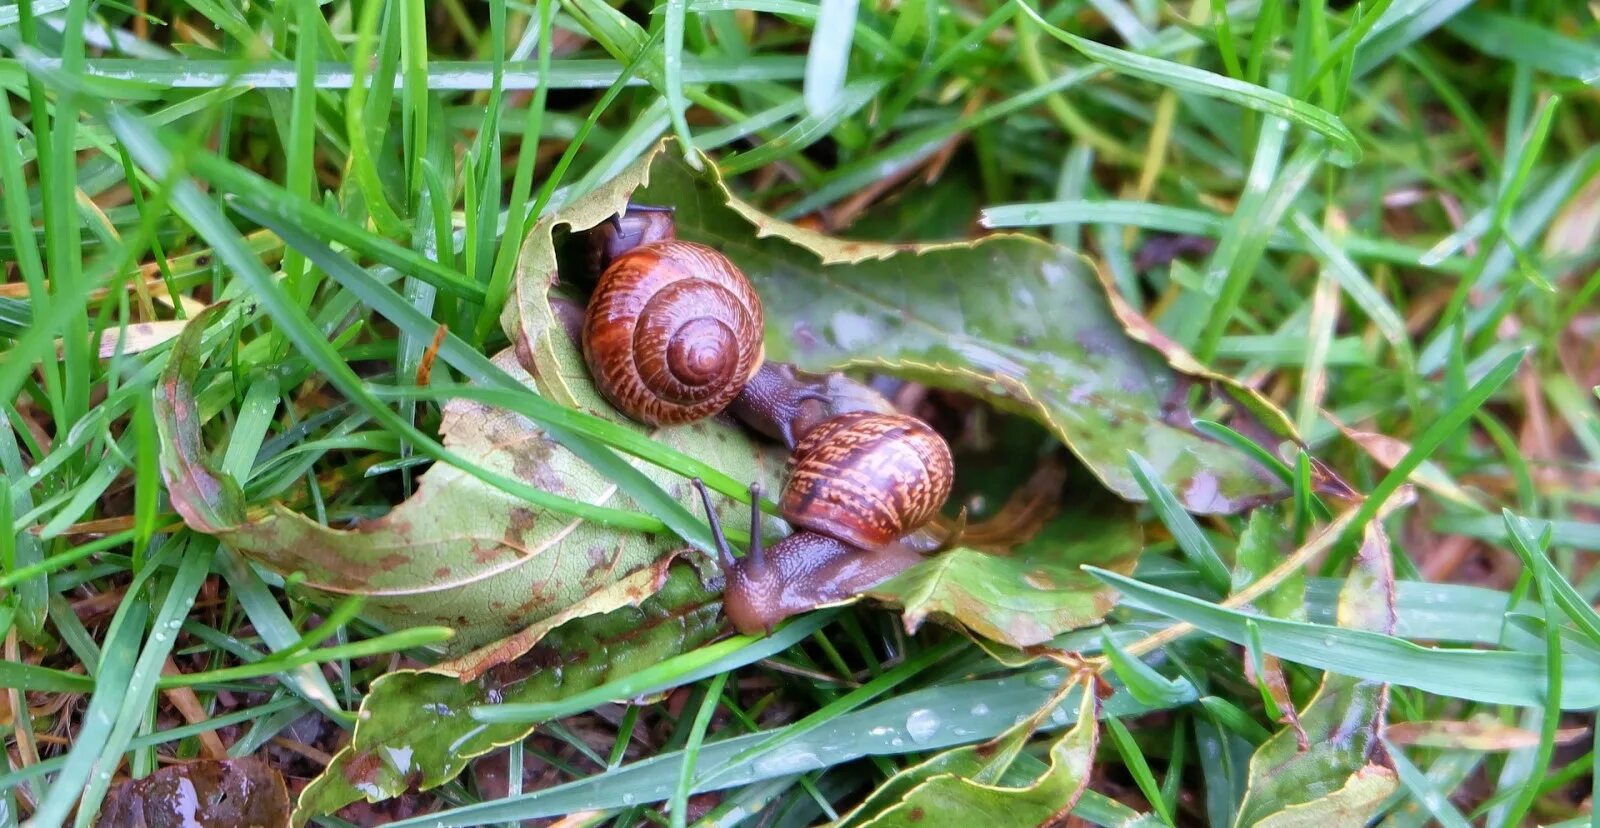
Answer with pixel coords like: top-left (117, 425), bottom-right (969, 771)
top-left (780, 412), bottom-right (953, 551)
top-left (582, 241), bottom-right (765, 425)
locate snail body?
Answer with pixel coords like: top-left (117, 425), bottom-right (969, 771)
top-left (582, 207), bottom-right (959, 635)
top-left (694, 412), bottom-right (954, 635)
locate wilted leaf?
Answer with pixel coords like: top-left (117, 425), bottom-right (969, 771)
top-left (1233, 507), bottom-right (1305, 738)
top-left (830, 682), bottom-right (1099, 827)
top-left (1386, 716), bottom-right (1588, 751)
top-left (1233, 520), bottom-right (1399, 826)
top-left (158, 291), bottom-right (788, 657)
top-left (98, 758), bottom-right (289, 828)
top-left (866, 485), bottom-right (1141, 647)
top-left (294, 566), bottom-right (724, 824)
top-left (1325, 411), bottom-right (1482, 510)
top-left (517, 141), bottom-right (1298, 515)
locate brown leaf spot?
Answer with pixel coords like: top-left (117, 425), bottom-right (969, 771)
top-left (472, 543), bottom-right (504, 565)
top-left (344, 750), bottom-right (383, 787)
top-left (503, 507), bottom-right (540, 548)
top-left (433, 567), bottom-right (451, 580)
top-left (585, 544), bottom-right (617, 578)
top-left (1022, 570), bottom-right (1056, 590)
top-left (377, 553), bottom-right (410, 571)
top-left (909, 807), bottom-right (926, 821)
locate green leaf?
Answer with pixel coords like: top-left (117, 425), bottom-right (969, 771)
top-left (156, 291), bottom-right (787, 658)
top-left (866, 489), bottom-right (1142, 646)
top-left (294, 566), bottom-right (727, 822)
top-left (803, 0), bottom-right (861, 115)
top-left (1129, 451), bottom-right (1231, 593)
top-left (379, 673), bottom-right (1190, 826)
top-left (552, 141), bottom-right (1296, 515)
top-left (1234, 520), bottom-right (1399, 826)
top-left (1089, 568), bottom-right (1600, 709)
top-left (830, 683), bottom-right (1100, 826)
top-left (1445, 9), bottom-right (1600, 83)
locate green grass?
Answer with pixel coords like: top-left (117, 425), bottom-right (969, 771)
top-left (3, 1), bottom-right (1600, 826)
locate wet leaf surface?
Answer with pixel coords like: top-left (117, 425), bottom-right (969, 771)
top-left (829, 682), bottom-right (1099, 826)
top-left (557, 141), bottom-right (1296, 514)
top-left (97, 758), bottom-right (289, 828)
top-left (1233, 519), bottom-right (1398, 826)
top-left (293, 566), bottom-right (724, 824)
top-left (866, 485), bottom-right (1141, 647)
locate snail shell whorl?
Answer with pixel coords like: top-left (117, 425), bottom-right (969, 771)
top-left (781, 412), bottom-right (954, 551)
top-left (583, 241), bottom-right (765, 425)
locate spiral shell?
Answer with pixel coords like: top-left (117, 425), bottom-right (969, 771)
top-left (780, 412), bottom-right (953, 550)
top-left (582, 241), bottom-right (765, 425)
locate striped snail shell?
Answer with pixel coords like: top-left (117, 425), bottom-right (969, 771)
top-left (780, 412), bottom-right (954, 550)
top-left (582, 241), bottom-right (765, 426)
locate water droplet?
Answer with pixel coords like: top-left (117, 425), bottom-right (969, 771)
top-left (1323, 635), bottom-right (1338, 647)
top-left (622, 792), bottom-right (636, 805)
top-left (25, 467), bottom-right (42, 479)
top-left (905, 708), bottom-right (940, 744)
top-left (868, 725), bottom-right (897, 739)
top-left (1027, 671), bottom-right (1063, 689)
top-left (970, 703), bottom-right (990, 717)
top-left (890, 737), bottom-right (905, 747)
top-left (1050, 706), bottom-right (1070, 726)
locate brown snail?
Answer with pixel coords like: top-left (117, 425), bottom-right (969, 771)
top-left (581, 210), bottom-right (766, 426)
top-left (693, 412), bottom-right (955, 635)
top-left (583, 206), bottom-right (881, 443)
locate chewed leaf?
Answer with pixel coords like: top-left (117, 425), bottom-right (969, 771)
top-left (867, 486), bottom-right (1141, 647)
top-left (581, 141), bottom-right (1298, 514)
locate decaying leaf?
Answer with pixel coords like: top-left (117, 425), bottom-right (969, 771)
top-left (1386, 716), bottom-right (1587, 751)
top-left (157, 293), bottom-right (788, 658)
top-left (97, 758), bottom-right (289, 828)
top-left (829, 680), bottom-right (1100, 827)
top-left (294, 567), bottom-right (724, 824)
top-left (510, 140), bottom-right (1307, 516)
top-left (1232, 519), bottom-right (1399, 826)
top-left (1325, 410), bottom-right (1483, 510)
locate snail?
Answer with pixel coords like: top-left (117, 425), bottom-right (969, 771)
top-left (582, 206), bottom-right (889, 444)
top-left (581, 211), bottom-right (766, 426)
top-left (692, 411), bottom-right (955, 635)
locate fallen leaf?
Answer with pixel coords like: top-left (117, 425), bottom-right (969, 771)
top-left (293, 566), bottom-right (724, 825)
top-left (866, 485), bottom-right (1141, 647)
top-left (1233, 519), bottom-right (1399, 826)
top-left (509, 141), bottom-right (1303, 515)
top-left (97, 758), bottom-right (289, 828)
top-left (157, 297), bottom-right (788, 656)
top-left (829, 681), bottom-right (1099, 827)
